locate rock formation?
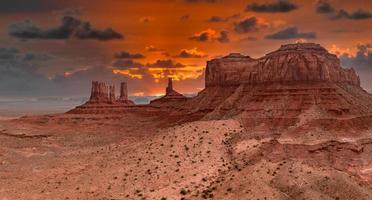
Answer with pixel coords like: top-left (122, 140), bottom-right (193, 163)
top-left (206, 43), bottom-right (360, 87)
top-left (68, 81), bottom-right (135, 114)
top-left (117, 82), bottom-right (135, 105)
top-left (183, 43), bottom-right (372, 129)
top-left (150, 78), bottom-right (188, 107)
top-left (89, 81), bottom-right (110, 103)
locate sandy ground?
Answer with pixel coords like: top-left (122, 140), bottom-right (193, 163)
top-left (0, 113), bottom-right (372, 200)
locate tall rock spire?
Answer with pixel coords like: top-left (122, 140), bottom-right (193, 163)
top-left (119, 82), bottom-right (128, 101)
top-left (109, 85), bottom-right (116, 103)
top-left (166, 78), bottom-right (174, 95)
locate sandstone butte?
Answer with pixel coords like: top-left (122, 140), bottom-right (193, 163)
top-left (69, 43), bottom-right (372, 129)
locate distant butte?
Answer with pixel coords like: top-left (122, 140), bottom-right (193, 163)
top-left (67, 81), bottom-right (134, 114)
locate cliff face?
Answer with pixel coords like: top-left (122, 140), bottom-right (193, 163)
top-left (206, 43), bottom-right (360, 87)
top-left (89, 81), bottom-right (111, 103)
top-left (183, 43), bottom-right (372, 128)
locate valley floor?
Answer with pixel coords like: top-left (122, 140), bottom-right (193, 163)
top-left (0, 113), bottom-right (372, 200)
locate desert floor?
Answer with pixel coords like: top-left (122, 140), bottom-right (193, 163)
top-left (0, 112), bottom-right (372, 200)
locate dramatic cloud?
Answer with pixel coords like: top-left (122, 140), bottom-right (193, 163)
top-left (146, 59), bottom-right (185, 68)
top-left (246, 0), bottom-right (298, 13)
top-left (315, 0), bottom-right (335, 14)
top-left (0, 48), bottom-right (54, 95)
top-left (9, 16), bottom-right (124, 41)
top-left (234, 17), bottom-right (267, 33)
top-left (339, 44), bottom-right (372, 70)
top-left (112, 59), bottom-right (144, 69)
top-left (207, 14), bottom-right (240, 23)
top-left (114, 51), bottom-right (145, 59)
top-left (265, 27), bottom-right (316, 40)
top-left (217, 31), bottom-right (230, 43)
top-left (189, 29), bottom-right (229, 43)
top-left (335, 44), bottom-right (372, 91)
top-left (174, 48), bottom-right (207, 58)
top-left (331, 9), bottom-right (372, 20)
top-left (316, 1), bottom-right (372, 20)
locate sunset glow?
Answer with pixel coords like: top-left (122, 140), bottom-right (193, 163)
top-left (0, 0), bottom-right (371, 97)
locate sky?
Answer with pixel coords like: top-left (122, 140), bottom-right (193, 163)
top-left (0, 0), bottom-right (371, 97)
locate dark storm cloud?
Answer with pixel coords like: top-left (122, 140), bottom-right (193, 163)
top-left (174, 49), bottom-right (207, 58)
top-left (9, 16), bottom-right (124, 41)
top-left (217, 31), bottom-right (230, 43)
top-left (246, 0), bottom-right (298, 13)
top-left (340, 44), bottom-right (372, 70)
top-left (315, 1), bottom-right (372, 20)
top-left (265, 27), bottom-right (316, 40)
top-left (147, 60), bottom-right (185, 68)
top-left (315, 0), bottom-right (335, 14)
top-left (339, 44), bottom-right (372, 91)
top-left (112, 59), bottom-right (144, 69)
top-left (234, 17), bottom-right (261, 33)
top-left (331, 9), bottom-right (372, 20)
top-left (189, 30), bottom-right (230, 43)
top-left (0, 0), bottom-right (63, 13)
top-left (114, 51), bottom-right (145, 59)
top-left (0, 48), bottom-right (54, 95)
top-left (189, 32), bottom-right (209, 42)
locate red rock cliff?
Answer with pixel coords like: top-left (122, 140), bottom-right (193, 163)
top-left (206, 43), bottom-right (360, 87)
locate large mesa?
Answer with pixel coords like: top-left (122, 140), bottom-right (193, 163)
top-left (206, 43), bottom-right (360, 87)
top-left (184, 43), bottom-right (372, 128)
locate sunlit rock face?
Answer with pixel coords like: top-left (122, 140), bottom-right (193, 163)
top-left (183, 43), bottom-right (372, 128)
top-left (206, 43), bottom-right (360, 87)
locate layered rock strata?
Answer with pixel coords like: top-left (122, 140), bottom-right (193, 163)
top-left (206, 43), bottom-right (360, 87)
top-left (182, 43), bottom-right (372, 128)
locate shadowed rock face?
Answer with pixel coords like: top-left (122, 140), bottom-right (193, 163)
top-left (206, 43), bottom-right (360, 87)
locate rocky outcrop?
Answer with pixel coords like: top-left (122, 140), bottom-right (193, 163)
top-left (150, 78), bottom-right (188, 108)
top-left (89, 81), bottom-right (111, 103)
top-left (206, 43), bottom-right (360, 87)
top-left (67, 81), bottom-right (135, 114)
top-left (117, 82), bottom-right (135, 105)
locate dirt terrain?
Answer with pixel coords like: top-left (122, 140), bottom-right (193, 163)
top-left (0, 112), bottom-right (371, 200)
